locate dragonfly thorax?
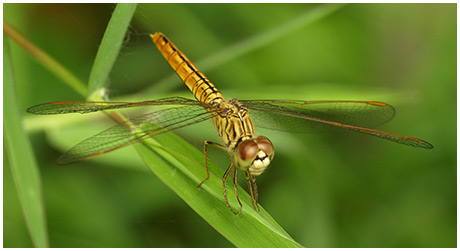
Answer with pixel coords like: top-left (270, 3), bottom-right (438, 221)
top-left (212, 99), bottom-right (256, 149)
top-left (234, 136), bottom-right (274, 176)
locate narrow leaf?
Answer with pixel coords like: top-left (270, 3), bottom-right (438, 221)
top-left (3, 21), bottom-right (86, 96)
top-left (135, 134), bottom-right (303, 247)
top-left (146, 3), bottom-right (347, 94)
top-left (4, 37), bottom-right (49, 247)
top-left (87, 3), bottom-right (137, 97)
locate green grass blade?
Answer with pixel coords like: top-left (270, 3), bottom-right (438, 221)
top-left (40, 117), bottom-right (303, 247)
top-left (147, 3), bottom-right (347, 94)
top-left (135, 134), bottom-right (303, 247)
top-left (198, 3), bottom-right (347, 71)
top-left (4, 37), bottom-right (49, 248)
top-left (3, 21), bottom-right (86, 97)
top-left (87, 3), bottom-right (137, 98)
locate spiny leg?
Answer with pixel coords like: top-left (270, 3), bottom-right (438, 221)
top-left (222, 162), bottom-right (238, 215)
top-left (197, 140), bottom-right (226, 188)
top-left (232, 165), bottom-right (243, 216)
top-left (251, 175), bottom-right (260, 212)
top-left (197, 140), bottom-right (244, 215)
top-left (245, 171), bottom-right (257, 211)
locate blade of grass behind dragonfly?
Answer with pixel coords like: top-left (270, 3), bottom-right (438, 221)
top-left (4, 37), bottom-right (49, 247)
top-left (146, 3), bottom-right (347, 95)
top-left (3, 21), bottom-right (87, 97)
top-left (87, 3), bottom-right (137, 99)
top-left (135, 133), bottom-right (303, 248)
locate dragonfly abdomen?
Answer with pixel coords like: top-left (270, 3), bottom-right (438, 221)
top-left (151, 33), bottom-right (224, 104)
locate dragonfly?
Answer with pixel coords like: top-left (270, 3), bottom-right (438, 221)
top-left (27, 32), bottom-right (433, 215)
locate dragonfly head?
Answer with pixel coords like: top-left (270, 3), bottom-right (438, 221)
top-left (234, 136), bottom-right (274, 176)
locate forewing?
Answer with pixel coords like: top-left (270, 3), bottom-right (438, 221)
top-left (240, 100), bottom-right (395, 133)
top-left (27, 97), bottom-right (201, 114)
top-left (57, 105), bottom-right (216, 164)
top-left (240, 100), bottom-right (432, 149)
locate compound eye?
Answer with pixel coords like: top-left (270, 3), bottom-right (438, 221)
top-left (237, 140), bottom-right (258, 161)
top-left (256, 136), bottom-right (274, 156)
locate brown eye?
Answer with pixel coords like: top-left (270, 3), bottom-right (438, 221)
top-left (256, 136), bottom-right (274, 156)
top-left (238, 140), bottom-right (258, 161)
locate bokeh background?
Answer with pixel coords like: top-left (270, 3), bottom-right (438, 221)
top-left (4, 3), bottom-right (456, 248)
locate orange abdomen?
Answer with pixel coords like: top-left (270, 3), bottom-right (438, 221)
top-left (150, 33), bottom-right (224, 104)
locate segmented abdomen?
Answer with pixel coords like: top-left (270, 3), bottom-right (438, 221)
top-left (151, 33), bottom-right (224, 104)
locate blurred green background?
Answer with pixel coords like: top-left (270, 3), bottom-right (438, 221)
top-left (4, 3), bottom-right (456, 248)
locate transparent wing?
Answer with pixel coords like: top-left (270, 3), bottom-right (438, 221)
top-left (26, 96), bottom-right (201, 114)
top-left (240, 100), bottom-right (395, 132)
top-left (240, 100), bottom-right (432, 149)
top-left (57, 105), bottom-right (216, 165)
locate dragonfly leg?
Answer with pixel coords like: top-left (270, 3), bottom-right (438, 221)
top-left (222, 161), bottom-right (239, 215)
top-left (245, 171), bottom-right (259, 212)
top-left (197, 140), bottom-right (226, 188)
top-left (232, 165), bottom-right (243, 216)
top-left (252, 175), bottom-right (260, 212)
